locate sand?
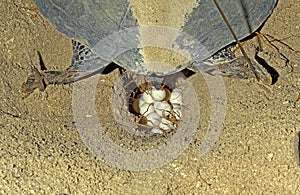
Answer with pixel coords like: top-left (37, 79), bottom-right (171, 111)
top-left (0, 0), bottom-right (299, 194)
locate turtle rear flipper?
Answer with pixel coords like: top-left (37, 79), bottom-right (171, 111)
top-left (190, 57), bottom-right (273, 85)
top-left (22, 65), bottom-right (46, 98)
top-left (22, 66), bottom-right (78, 98)
top-left (21, 39), bottom-right (100, 98)
top-left (216, 57), bottom-right (273, 84)
top-left (21, 39), bottom-right (109, 98)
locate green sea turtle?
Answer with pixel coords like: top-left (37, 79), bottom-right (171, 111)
top-left (22, 0), bottom-right (278, 135)
top-left (22, 0), bottom-right (278, 97)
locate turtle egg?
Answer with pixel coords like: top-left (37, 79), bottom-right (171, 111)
top-left (170, 88), bottom-right (183, 105)
top-left (159, 118), bottom-right (174, 131)
top-left (139, 103), bottom-right (154, 116)
top-left (172, 103), bottom-right (182, 119)
top-left (154, 101), bottom-right (172, 117)
top-left (150, 88), bottom-right (166, 101)
top-left (140, 90), bottom-right (154, 104)
top-left (151, 128), bottom-right (163, 135)
top-left (146, 112), bottom-right (161, 127)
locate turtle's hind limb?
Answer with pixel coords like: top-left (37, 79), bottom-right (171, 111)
top-left (189, 56), bottom-right (277, 85)
top-left (21, 67), bottom-right (78, 98)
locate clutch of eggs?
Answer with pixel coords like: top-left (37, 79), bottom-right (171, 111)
top-left (134, 86), bottom-right (183, 135)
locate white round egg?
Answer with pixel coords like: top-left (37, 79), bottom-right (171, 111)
top-left (140, 90), bottom-right (154, 104)
top-left (150, 128), bottom-right (163, 135)
top-left (170, 88), bottom-right (183, 105)
top-left (172, 103), bottom-right (182, 119)
top-left (139, 103), bottom-right (154, 116)
top-left (146, 112), bottom-right (161, 127)
top-left (159, 118), bottom-right (174, 131)
top-left (151, 88), bottom-right (166, 101)
top-left (154, 101), bottom-right (172, 117)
